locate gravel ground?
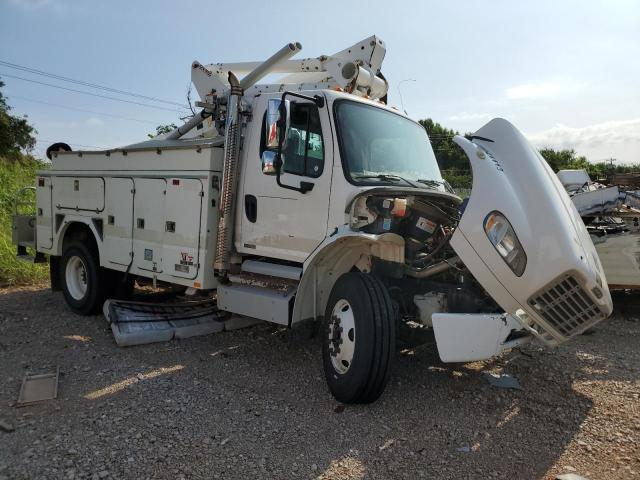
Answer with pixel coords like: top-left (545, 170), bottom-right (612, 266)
top-left (0, 285), bottom-right (639, 480)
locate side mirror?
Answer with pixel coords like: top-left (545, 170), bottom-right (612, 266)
top-left (261, 150), bottom-right (278, 175)
top-left (265, 99), bottom-right (290, 149)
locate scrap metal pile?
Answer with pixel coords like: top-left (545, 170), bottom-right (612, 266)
top-left (557, 169), bottom-right (640, 289)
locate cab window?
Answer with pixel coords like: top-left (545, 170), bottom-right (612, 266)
top-left (261, 102), bottom-right (324, 178)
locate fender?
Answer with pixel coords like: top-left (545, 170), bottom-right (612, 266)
top-left (291, 227), bottom-right (404, 325)
top-left (53, 215), bottom-right (105, 262)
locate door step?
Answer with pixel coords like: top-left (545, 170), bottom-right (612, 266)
top-left (240, 260), bottom-right (302, 280)
top-left (228, 271), bottom-right (298, 292)
top-left (218, 271), bottom-right (298, 326)
top-left (16, 246), bottom-right (47, 263)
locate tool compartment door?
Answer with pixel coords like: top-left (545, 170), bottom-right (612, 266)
top-left (36, 176), bottom-right (53, 249)
top-left (162, 178), bottom-right (204, 279)
top-left (103, 178), bottom-right (134, 266)
top-left (53, 176), bottom-right (105, 212)
top-left (133, 178), bottom-right (166, 272)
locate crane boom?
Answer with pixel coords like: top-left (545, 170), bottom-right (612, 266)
top-left (191, 35), bottom-right (388, 102)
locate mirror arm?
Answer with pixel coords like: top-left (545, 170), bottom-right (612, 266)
top-left (280, 91), bottom-right (325, 108)
top-left (275, 169), bottom-right (314, 194)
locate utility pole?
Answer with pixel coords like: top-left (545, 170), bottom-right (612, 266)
top-left (606, 157), bottom-right (616, 184)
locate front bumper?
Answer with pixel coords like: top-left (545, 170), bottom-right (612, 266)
top-left (432, 312), bottom-right (532, 363)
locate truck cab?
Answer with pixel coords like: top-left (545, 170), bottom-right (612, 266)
top-left (13, 36), bottom-right (613, 404)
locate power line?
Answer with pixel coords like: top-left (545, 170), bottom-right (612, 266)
top-left (0, 72), bottom-right (187, 114)
top-left (0, 59), bottom-right (188, 108)
top-left (9, 95), bottom-right (161, 125)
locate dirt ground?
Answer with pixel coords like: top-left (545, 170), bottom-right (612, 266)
top-left (0, 285), bottom-right (638, 480)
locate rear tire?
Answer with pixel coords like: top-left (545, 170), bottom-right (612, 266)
top-left (322, 272), bottom-right (395, 404)
top-left (60, 241), bottom-right (106, 315)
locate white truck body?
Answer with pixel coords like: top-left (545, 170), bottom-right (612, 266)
top-left (35, 139), bottom-right (224, 290)
top-left (14, 36), bottom-right (613, 403)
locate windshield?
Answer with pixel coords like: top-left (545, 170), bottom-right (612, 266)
top-left (334, 100), bottom-right (443, 187)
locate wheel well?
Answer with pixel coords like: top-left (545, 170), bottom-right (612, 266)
top-left (292, 233), bottom-right (405, 326)
top-left (62, 222), bottom-right (99, 256)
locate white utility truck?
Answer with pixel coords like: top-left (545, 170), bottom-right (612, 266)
top-left (13, 36), bottom-right (613, 403)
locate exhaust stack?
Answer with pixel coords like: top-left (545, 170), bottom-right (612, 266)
top-left (213, 42), bottom-right (302, 274)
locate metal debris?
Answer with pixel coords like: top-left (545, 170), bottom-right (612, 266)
top-left (556, 474), bottom-right (590, 480)
top-left (104, 299), bottom-right (227, 346)
top-left (483, 371), bottom-right (522, 390)
top-left (17, 368), bottom-right (59, 406)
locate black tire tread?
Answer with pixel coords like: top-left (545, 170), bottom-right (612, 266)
top-left (60, 240), bottom-right (107, 315)
top-left (360, 274), bottom-right (394, 402)
top-left (323, 272), bottom-right (395, 404)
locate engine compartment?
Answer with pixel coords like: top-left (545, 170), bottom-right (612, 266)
top-left (350, 191), bottom-right (460, 268)
top-left (349, 190), bottom-right (500, 324)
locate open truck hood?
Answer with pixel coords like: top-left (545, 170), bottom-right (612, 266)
top-left (449, 118), bottom-right (612, 345)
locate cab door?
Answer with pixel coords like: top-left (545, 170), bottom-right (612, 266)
top-left (237, 95), bottom-right (333, 263)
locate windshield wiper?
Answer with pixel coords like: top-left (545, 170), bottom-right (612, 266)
top-left (417, 178), bottom-right (455, 193)
top-left (353, 174), bottom-right (421, 188)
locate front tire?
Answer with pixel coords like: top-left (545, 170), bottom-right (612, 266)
top-left (60, 241), bottom-right (106, 315)
top-left (322, 272), bottom-right (395, 404)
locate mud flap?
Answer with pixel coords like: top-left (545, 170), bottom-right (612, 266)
top-left (432, 313), bottom-right (531, 362)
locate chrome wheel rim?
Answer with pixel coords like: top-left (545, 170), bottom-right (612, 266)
top-left (328, 299), bottom-right (356, 374)
top-left (65, 255), bottom-right (88, 300)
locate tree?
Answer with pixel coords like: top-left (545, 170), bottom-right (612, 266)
top-left (0, 79), bottom-right (36, 158)
top-left (418, 119), bottom-right (470, 172)
top-left (419, 119), bottom-right (639, 187)
top-left (148, 123), bottom-right (177, 138)
top-left (538, 148), bottom-right (590, 172)
top-left (538, 148), bottom-right (619, 180)
top-left (418, 118), bottom-right (472, 189)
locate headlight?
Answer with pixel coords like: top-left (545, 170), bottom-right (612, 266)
top-left (483, 211), bottom-right (527, 277)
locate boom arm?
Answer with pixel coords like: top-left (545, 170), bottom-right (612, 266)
top-left (191, 35), bottom-right (388, 102)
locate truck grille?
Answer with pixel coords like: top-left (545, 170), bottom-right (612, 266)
top-left (527, 274), bottom-right (606, 338)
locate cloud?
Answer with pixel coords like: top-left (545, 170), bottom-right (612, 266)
top-left (86, 117), bottom-right (104, 127)
top-left (527, 118), bottom-right (640, 151)
top-left (505, 82), bottom-right (562, 100)
top-left (448, 111), bottom-right (490, 122)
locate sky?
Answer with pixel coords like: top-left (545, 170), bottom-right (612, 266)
top-left (1, 0), bottom-right (639, 164)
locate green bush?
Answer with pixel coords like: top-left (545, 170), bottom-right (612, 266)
top-left (0, 155), bottom-right (49, 286)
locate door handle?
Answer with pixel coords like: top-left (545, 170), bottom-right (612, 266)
top-left (299, 181), bottom-right (314, 193)
top-left (245, 195), bottom-right (257, 223)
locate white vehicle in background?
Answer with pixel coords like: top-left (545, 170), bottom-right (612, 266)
top-left (13, 36), bottom-right (613, 403)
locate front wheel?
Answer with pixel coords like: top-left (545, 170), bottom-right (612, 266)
top-left (322, 272), bottom-right (396, 404)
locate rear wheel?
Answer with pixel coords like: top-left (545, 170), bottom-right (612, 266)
top-left (60, 241), bottom-right (106, 315)
top-left (322, 272), bottom-right (395, 404)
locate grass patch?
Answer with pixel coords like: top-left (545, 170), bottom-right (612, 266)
top-left (0, 155), bottom-right (49, 287)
